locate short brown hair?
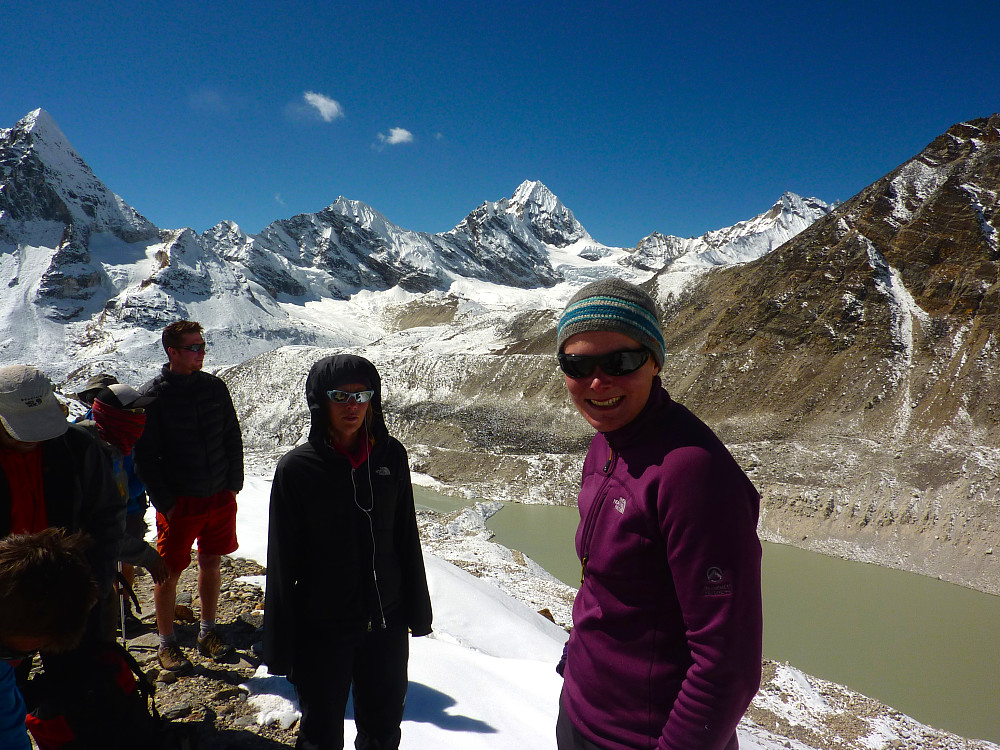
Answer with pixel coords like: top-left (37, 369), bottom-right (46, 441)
top-left (0, 529), bottom-right (98, 652)
top-left (162, 320), bottom-right (204, 354)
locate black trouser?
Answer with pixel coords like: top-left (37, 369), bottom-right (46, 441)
top-left (556, 690), bottom-right (608, 750)
top-left (293, 621), bottom-right (409, 750)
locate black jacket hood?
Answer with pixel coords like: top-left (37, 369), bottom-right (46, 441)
top-left (305, 355), bottom-right (389, 448)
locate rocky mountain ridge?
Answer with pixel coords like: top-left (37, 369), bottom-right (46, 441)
top-left (0, 108), bottom-right (829, 380)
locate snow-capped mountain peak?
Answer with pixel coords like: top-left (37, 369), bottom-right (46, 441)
top-left (0, 109), bottom-right (157, 242)
top-left (505, 179), bottom-right (589, 249)
top-left (325, 196), bottom-right (403, 236)
top-left (13, 108), bottom-right (67, 143)
top-left (510, 180), bottom-right (559, 213)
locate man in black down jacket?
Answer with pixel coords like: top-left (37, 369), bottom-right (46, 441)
top-left (264, 354), bottom-right (432, 750)
top-left (134, 321), bottom-right (244, 674)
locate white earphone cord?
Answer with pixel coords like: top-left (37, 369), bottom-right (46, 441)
top-left (351, 417), bottom-right (386, 629)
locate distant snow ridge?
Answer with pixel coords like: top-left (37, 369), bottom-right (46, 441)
top-left (0, 108), bottom-right (833, 381)
top-left (221, 179), bottom-right (592, 297)
top-left (626, 192), bottom-right (835, 273)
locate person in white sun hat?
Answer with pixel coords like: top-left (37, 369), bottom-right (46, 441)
top-left (0, 364), bottom-right (123, 618)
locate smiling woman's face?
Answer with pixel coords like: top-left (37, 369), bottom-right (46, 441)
top-left (562, 330), bottom-right (659, 433)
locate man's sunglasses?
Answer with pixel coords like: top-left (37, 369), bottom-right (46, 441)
top-left (558, 349), bottom-right (650, 379)
top-left (327, 389), bottom-right (375, 404)
top-left (175, 343), bottom-right (206, 353)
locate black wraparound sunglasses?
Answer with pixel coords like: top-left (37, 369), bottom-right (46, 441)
top-left (558, 348), bottom-right (650, 379)
top-left (175, 343), bottom-right (206, 353)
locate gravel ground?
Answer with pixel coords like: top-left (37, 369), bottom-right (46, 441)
top-left (121, 555), bottom-right (297, 749)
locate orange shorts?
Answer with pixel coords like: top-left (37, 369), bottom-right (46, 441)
top-left (156, 489), bottom-right (238, 573)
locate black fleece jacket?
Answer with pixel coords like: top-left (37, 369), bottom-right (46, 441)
top-left (262, 355), bottom-right (432, 678)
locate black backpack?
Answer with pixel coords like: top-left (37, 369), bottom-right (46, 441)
top-left (23, 641), bottom-right (192, 750)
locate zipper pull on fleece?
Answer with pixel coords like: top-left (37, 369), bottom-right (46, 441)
top-left (603, 448), bottom-right (614, 474)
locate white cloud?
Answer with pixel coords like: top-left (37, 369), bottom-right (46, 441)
top-left (377, 127), bottom-right (414, 146)
top-left (303, 91), bottom-right (344, 122)
top-left (273, 193), bottom-right (286, 207)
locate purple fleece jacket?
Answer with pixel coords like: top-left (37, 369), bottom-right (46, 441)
top-left (561, 380), bottom-right (763, 750)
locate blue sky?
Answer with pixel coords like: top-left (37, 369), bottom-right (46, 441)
top-left (3, 0), bottom-right (998, 248)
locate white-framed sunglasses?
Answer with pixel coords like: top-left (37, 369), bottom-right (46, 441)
top-left (327, 389), bottom-right (374, 404)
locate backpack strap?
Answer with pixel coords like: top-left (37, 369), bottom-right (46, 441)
top-left (112, 641), bottom-right (161, 722)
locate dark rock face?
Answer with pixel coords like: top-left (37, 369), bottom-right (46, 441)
top-left (36, 224), bottom-right (103, 302)
top-left (1, 115), bottom-right (73, 227)
top-left (445, 203), bottom-right (562, 288)
top-left (32, 224), bottom-right (105, 320)
top-left (0, 147), bottom-right (74, 225)
top-left (644, 114), bottom-right (1000, 593)
top-left (664, 115), bottom-right (1000, 432)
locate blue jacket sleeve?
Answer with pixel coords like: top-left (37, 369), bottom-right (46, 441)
top-left (0, 661), bottom-right (31, 750)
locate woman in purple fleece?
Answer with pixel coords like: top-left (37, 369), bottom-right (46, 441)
top-left (555, 278), bottom-right (763, 750)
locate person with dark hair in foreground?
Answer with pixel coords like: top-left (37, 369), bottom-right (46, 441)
top-left (0, 529), bottom-right (97, 750)
top-left (555, 278), bottom-right (763, 750)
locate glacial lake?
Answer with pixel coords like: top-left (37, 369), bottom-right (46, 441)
top-left (413, 486), bottom-right (1000, 744)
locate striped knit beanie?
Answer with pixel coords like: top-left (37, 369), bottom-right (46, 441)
top-left (557, 278), bottom-right (666, 367)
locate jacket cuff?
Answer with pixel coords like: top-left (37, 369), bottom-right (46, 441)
top-left (151, 494), bottom-right (176, 515)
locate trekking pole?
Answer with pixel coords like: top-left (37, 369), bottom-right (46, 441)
top-left (118, 561), bottom-right (127, 648)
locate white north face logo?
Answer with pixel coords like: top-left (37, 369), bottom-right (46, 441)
top-left (376, 466), bottom-right (391, 476)
top-left (613, 497), bottom-right (626, 514)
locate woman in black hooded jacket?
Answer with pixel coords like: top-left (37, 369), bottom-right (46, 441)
top-left (263, 354), bottom-right (432, 750)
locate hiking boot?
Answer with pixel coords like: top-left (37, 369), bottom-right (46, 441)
top-left (158, 643), bottom-right (192, 674)
top-left (196, 629), bottom-right (234, 661)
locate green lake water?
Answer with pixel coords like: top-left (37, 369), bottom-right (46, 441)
top-left (415, 486), bottom-right (1000, 743)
